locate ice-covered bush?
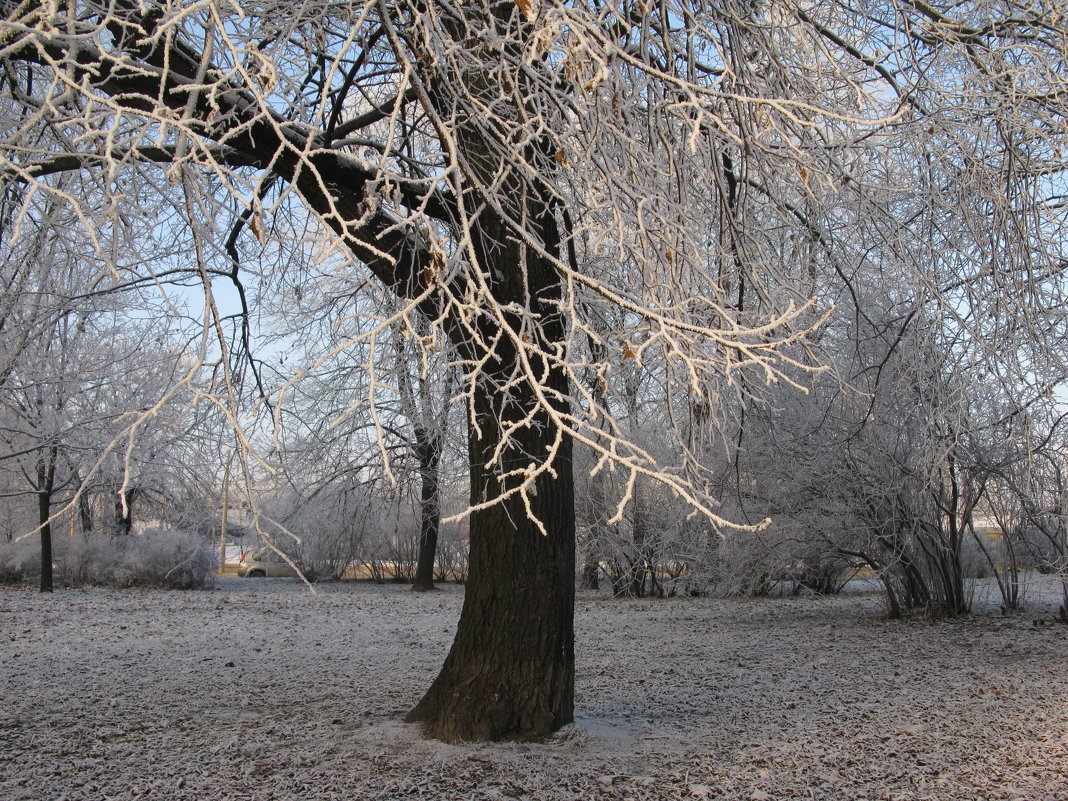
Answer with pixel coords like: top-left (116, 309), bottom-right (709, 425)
top-left (61, 535), bottom-right (120, 587)
top-left (0, 537), bottom-right (41, 584)
top-left (115, 527), bottom-right (215, 589)
top-left (63, 527), bottom-right (214, 589)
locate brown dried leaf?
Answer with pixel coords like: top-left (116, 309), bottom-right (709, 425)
top-left (249, 209), bottom-right (265, 245)
top-left (423, 247), bottom-right (446, 287)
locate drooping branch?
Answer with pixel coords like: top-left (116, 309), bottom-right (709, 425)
top-left (1, 12), bottom-right (456, 312)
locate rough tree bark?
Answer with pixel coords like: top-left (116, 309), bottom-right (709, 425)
top-left (400, 3), bottom-right (577, 740)
top-left (401, 179), bottom-right (577, 736)
top-left (404, 125), bottom-right (576, 738)
top-left (405, 353), bottom-right (575, 741)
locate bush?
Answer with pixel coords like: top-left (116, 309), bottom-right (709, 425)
top-left (63, 527), bottom-right (214, 589)
top-left (0, 537), bottom-right (41, 584)
top-left (116, 527), bottom-right (215, 589)
top-left (296, 528), bottom-right (358, 582)
top-left (62, 535), bottom-right (120, 587)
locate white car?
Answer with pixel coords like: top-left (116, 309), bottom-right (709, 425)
top-left (237, 547), bottom-right (299, 578)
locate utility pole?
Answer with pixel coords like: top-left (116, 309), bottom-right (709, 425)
top-left (218, 451), bottom-right (233, 575)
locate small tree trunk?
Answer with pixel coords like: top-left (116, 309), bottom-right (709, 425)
top-left (115, 487), bottom-right (133, 536)
top-left (78, 490), bottom-right (93, 534)
top-left (1003, 531), bottom-right (1020, 609)
top-left (38, 492), bottom-right (54, 593)
top-left (628, 564), bottom-right (645, 598)
top-left (411, 426), bottom-right (442, 592)
top-left (37, 447), bottom-right (57, 593)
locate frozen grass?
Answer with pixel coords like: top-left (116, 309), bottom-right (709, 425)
top-left (1, 577), bottom-right (1066, 800)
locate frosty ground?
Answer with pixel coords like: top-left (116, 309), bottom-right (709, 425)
top-left (1, 578), bottom-right (1066, 801)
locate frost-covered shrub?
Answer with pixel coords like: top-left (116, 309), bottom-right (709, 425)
top-left (435, 524), bottom-right (469, 583)
top-left (0, 537), bottom-right (40, 584)
top-left (960, 535), bottom-right (992, 579)
top-left (62, 535), bottom-right (120, 587)
top-left (297, 525), bottom-right (360, 582)
top-left (114, 527), bottom-right (215, 589)
top-left (63, 527), bottom-right (214, 589)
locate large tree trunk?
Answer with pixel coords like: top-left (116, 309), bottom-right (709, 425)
top-left (405, 368), bottom-right (575, 741)
top-left (405, 166), bottom-right (576, 739)
top-left (411, 426), bottom-right (442, 592)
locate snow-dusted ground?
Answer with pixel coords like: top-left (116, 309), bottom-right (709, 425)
top-left (1, 577), bottom-right (1066, 801)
